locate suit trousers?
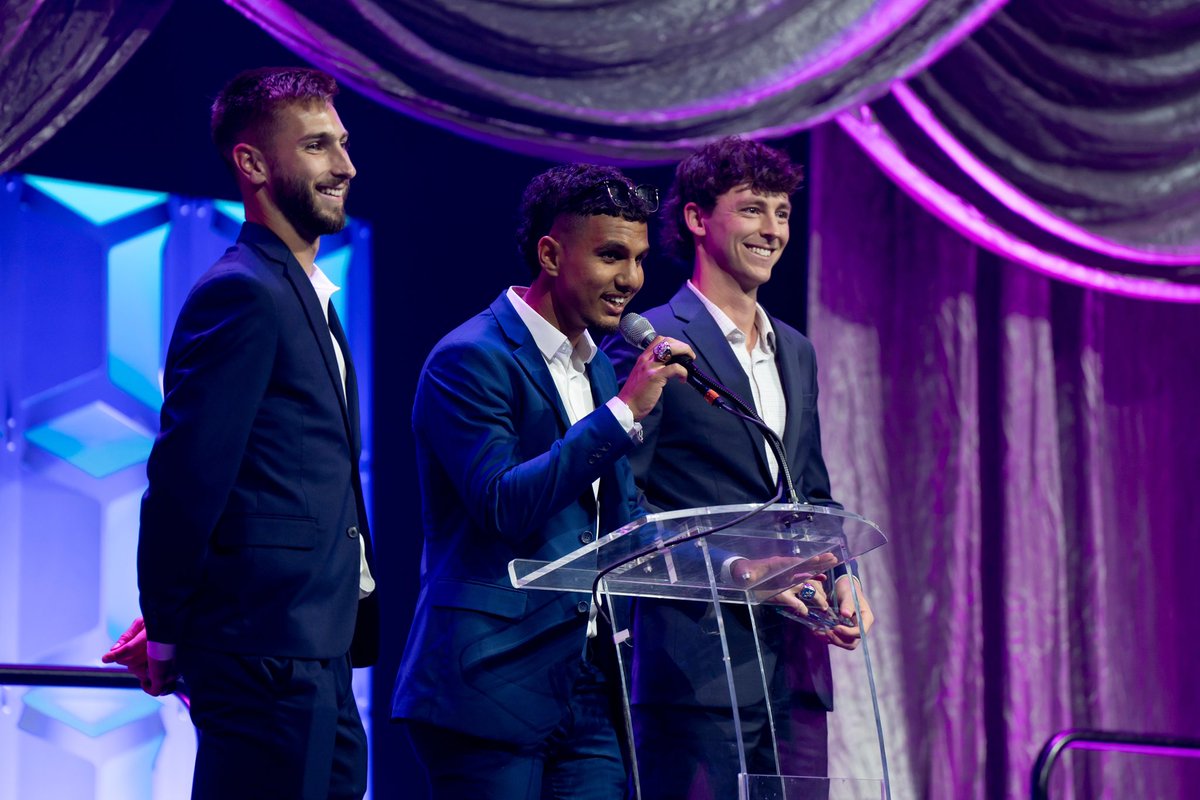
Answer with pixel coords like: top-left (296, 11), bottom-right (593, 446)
top-left (178, 647), bottom-right (367, 800)
top-left (402, 659), bottom-right (625, 800)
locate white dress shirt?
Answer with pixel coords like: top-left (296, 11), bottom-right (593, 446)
top-left (310, 266), bottom-right (375, 601)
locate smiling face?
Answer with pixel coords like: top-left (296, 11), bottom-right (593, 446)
top-left (687, 184), bottom-right (791, 293)
top-left (535, 213), bottom-right (649, 342)
top-left (260, 100), bottom-right (355, 241)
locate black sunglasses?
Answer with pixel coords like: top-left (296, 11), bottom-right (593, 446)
top-left (599, 179), bottom-right (660, 213)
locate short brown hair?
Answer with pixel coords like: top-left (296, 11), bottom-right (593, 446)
top-left (662, 136), bottom-right (804, 264)
top-left (211, 67), bottom-right (340, 168)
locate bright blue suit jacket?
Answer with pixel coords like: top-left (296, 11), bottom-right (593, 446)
top-left (392, 292), bottom-right (644, 745)
top-left (138, 223), bottom-right (378, 666)
top-left (603, 284), bottom-right (839, 710)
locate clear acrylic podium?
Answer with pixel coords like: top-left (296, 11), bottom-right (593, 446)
top-left (510, 503), bottom-right (891, 800)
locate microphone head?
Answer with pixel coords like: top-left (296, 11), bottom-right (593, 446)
top-left (619, 313), bottom-right (657, 350)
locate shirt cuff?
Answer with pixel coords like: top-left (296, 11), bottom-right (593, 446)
top-left (604, 397), bottom-right (643, 442)
top-left (147, 641), bottom-right (176, 661)
top-left (722, 556), bottom-right (748, 584)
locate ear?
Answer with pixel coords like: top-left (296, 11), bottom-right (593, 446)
top-left (683, 202), bottom-right (706, 238)
top-left (232, 142), bottom-right (268, 187)
top-left (536, 235), bottom-right (562, 277)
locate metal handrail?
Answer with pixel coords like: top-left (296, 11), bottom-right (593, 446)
top-left (0, 663), bottom-right (142, 689)
top-left (1031, 728), bottom-right (1200, 800)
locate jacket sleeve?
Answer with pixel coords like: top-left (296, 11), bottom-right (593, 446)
top-left (414, 338), bottom-right (637, 542)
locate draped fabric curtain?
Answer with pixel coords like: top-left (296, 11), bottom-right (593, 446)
top-left (812, 122), bottom-right (1200, 799)
top-left (852, 0), bottom-right (1200, 301)
top-left (223, 0), bottom-right (1200, 298)
top-left (225, 0), bottom-right (1000, 163)
top-left (0, 0), bottom-right (171, 174)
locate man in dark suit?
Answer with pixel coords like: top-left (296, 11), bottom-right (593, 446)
top-left (603, 136), bottom-right (875, 799)
top-left (392, 164), bottom-right (691, 799)
top-left (107, 67), bottom-right (377, 800)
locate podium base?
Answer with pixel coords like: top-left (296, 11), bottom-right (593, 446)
top-left (740, 774), bottom-right (884, 800)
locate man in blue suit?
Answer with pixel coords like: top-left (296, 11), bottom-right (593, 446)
top-left (392, 164), bottom-right (691, 799)
top-left (111, 67), bottom-right (377, 800)
top-left (603, 137), bottom-right (875, 799)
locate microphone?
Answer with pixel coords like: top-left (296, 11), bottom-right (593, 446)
top-left (618, 313), bottom-right (731, 409)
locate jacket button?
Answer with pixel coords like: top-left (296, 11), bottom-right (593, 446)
top-left (579, 530), bottom-right (594, 544)
top-left (576, 601), bottom-right (590, 614)
top-left (347, 526), bottom-right (359, 539)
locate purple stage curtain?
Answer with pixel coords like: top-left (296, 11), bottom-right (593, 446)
top-left (223, 0), bottom-right (1000, 163)
top-left (812, 122), bottom-right (1200, 798)
top-left (845, 0), bottom-right (1200, 301)
top-left (0, 0), bottom-right (171, 174)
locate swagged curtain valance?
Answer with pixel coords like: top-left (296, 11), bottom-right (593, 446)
top-left (227, 0), bottom-right (1200, 299)
top-left (845, 0), bottom-right (1200, 300)
top-left (225, 0), bottom-right (1001, 163)
top-left (0, 0), bottom-right (171, 174)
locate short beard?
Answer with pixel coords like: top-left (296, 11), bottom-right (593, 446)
top-left (273, 172), bottom-right (347, 239)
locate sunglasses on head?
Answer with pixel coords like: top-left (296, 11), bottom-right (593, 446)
top-left (598, 179), bottom-right (660, 213)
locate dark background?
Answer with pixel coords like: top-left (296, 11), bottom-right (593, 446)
top-left (16, 0), bottom-right (809, 792)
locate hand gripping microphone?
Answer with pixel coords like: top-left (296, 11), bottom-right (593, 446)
top-left (618, 313), bottom-right (732, 410)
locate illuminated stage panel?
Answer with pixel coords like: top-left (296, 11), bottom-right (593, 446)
top-left (24, 176), bottom-right (168, 226)
top-left (107, 224), bottom-right (169, 411)
top-left (2, 171), bottom-right (373, 800)
top-left (25, 401), bottom-right (155, 479)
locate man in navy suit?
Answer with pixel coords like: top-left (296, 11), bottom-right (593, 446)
top-left (108, 67), bottom-right (377, 800)
top-left (603, 137), bottom-right (875, 799)
top-left (392, 164), bottom-right (691, 799)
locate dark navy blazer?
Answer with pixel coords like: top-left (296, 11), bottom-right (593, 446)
top-left (603, 284), bottom-right (839, 711)
top-left (392, 292), bottom-right (643, 746)
top-left (138, 223), bottom-right (378, 666)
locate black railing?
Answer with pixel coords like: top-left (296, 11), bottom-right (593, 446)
top-left (0, 663), bottom-right (142, 689)
top-left (1031, 728), bottom-right (1200, 800)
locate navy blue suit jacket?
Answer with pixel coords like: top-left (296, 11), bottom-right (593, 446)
top-left (138, 223), bottom-right (378, 666)
top-left (603, 284), bottom-right (838, 710)
top-left (392, 292), bottom-right (643, 746)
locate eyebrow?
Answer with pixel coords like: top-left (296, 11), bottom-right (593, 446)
top-left (596, 244), bottom-right (629, 261)
top-left (300, 131), bottom-right (349, 144)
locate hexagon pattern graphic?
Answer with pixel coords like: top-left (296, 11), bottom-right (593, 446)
top-left (0, 174), bottom-right (373, 800)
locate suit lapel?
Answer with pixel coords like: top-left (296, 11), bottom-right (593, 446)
top-left (240, 224), bottom-right (354, 446)
top-left (490, 294), bottom-right (571, 432)
top-left (283, 260), bottom-right (354, 435)
top-left (670, 287), bottom-right (774, 484)
top-left (773, 323), bottom-right (804, 479)
top-left (589, 359), bottom-right (619, 524)
top-left (328, 306), bottom-right (360, 453)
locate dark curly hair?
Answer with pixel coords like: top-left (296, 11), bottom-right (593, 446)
top-left (661, 136), bottom-right (804, 265)
top-left (211, 67), bottom-right (340, 169)
top-left (516, 164), bottom-right (655, 276)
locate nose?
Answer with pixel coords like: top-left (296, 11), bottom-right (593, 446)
top-left (760, 214), bottom-right (783, 241)
top-left (617, 258), bottom-right (644, 293)
top-left (334, 143), bottom-right (356, 180)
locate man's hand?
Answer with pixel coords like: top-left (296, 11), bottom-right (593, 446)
top-left (102, 616), bottom-right (178, 695)
top-left (617, 336), bottom-right (693, 420)
top-left (820, 576), bottom-right (875, 651)
top-left (102, 617), bottom-right (149, 682)
top-left (731, 553), bottom-right (839, 617)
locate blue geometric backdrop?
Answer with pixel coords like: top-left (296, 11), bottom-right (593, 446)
top-left (0, 174), bottom-right (374, 800)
